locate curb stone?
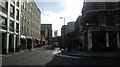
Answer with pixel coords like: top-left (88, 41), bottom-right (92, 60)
top-left (62, 51), bottom-right (120, 59)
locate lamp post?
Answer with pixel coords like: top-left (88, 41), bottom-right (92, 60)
top-left (60, 17), bottom-right (65, 25)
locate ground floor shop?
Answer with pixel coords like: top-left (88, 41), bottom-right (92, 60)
top-left (83, 31), bottom-right (120, 51)
top-left (2, 32), bottom-right (20, 54)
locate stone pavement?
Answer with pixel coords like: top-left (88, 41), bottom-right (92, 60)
top-left (62, 50), bottom-right (120, 59)
top-left (0, 46), bottom-right (47, 57)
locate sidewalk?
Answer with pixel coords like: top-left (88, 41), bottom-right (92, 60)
top-left (1, 46), bottom-right (45, 57)
top-left (62, 50), bottom-right (120, 59)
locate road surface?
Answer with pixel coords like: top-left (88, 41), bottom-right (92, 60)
top-left (2, 46), bottom-right (120, 67)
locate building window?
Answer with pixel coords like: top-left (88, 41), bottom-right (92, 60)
top-left (0, 16), bottom-right (7, 27)
top-left (21, 26), bottom-right (23, 33)
top-left (99, 15), bottom-right (106, 26)
top-left (10, 5), bottom-right (14, 13)
top-left (10, 20), bottom-right (14, 31)
top-left (27, 28), bottom-right (29, 35)
top-left (21, 14), bottom-right (23, 22)
top-left (98, 2), bottom-right (105, 9)
top-left (114, 15), bottom-right (120, 25)
top-left (31, 30), bottom-right (32, 36)
top-left (16, 9), bottom-right (19, 21)
top-left (16, 23), bottom-right (19, 30)
top-left (23, 2), bottom-right (26, 10)
top-left (0, 0), bottom-right (7, 8)
top-left (10, 4), bottom-right (14, 18)
top-left (24, 27), bottom-right (26, 34)
top-left (23, 16), bottom-right (26, 23)
top-left (11, 0), bottom-right (15, 2)
top-left (16, 0), bottom-right (19, 7)
top-left (114, 2), bottom-right (120, 9)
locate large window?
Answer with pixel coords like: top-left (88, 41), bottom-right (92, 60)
top-left (23, 2), bottom-right (26, 10)
top-left (21, 26), bottom-right (23, 33)
top-left (16, 9), bottom-right (19, 21)
top-left (27, 28), bottom-right (29, 35)
top-left (23, 16), bottom-right (26, 23)
top-left (16, 0), bottom-right (19, 7)
top-left (98, 2), bottom-right (105, 9)
top-left (10, 5), bottom-right (14, 13)
top-left (21, 14), bottom-right (23, 22)
top-left (114, 15), bottom-right (120, 25)
top-left (16, 23), bottom-right (19, 31)
top-left (0, 16), bottom-right (7, 27)
top-left (24, 27), bottom-right (26, 34)
top-left (10, 20), bottom-right (14, 30)
top-left (10, 4), bottom-right (14, 18)
top-left (114, 2), bottom-right (120, 9)
top-left (0, 0), bottom-right (7, 8)
top-left (99, 15), bottom-right (106, 26)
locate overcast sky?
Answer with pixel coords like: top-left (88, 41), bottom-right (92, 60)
top-left (36, 0), bottom-right (83, 36)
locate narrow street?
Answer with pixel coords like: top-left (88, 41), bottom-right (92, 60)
top-left (2, 46), bottom-right (120, 66)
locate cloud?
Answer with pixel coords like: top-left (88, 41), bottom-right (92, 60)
top-left (40, 0), bottom-right (84, 36)
top-left (41, 11), bottom-right (63, 36)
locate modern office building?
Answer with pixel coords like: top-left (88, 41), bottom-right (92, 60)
top-left (41, 24), bottom-right (52, 46)
top-left (0, 0), bottom-right (41, 54)
top-left (82, 1), bottom-right (120, 51)
top-left (0, 0), bottom-right (21, 53)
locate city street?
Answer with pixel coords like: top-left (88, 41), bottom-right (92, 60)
top-left (2, 46), bottom-right (120, 66)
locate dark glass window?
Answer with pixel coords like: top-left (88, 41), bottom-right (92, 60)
top-left (114, 15), bottom-right (120, 25)
top-left (16, 9), bottom-right (19, 21)
top-left (10, 4), bottom-right (14, 18)
top-left (0, 16), bottom-right (7, 27)
top-left (98, 2), bottom-right (105, 9)
top-left (10, 5), bottom-right (14, 13)
top-left (99, 15), bottom-right (106, 26)
top-left (114, 2), bottom-right (120, 9)
top-left (10, 20), bottom-right (14, 29)
top-left (0, 0), bottom-right (7, 8)
top-left (16, 0), bottom-right (19, 7)
top-left (16, 23), bottom-right (19, 30)
top-left (21, 26), bottom-right (23, 33)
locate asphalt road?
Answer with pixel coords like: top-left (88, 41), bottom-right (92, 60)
top-left (2, 46), bottom-right (120, 67)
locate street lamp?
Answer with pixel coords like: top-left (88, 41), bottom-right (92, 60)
top-left (60, 17), bottom-right (65, 25)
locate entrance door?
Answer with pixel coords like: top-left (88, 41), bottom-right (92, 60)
top-left (109, 32), bottom-right (117, 50)
top-left (92, 31), bottom-right (106, 51)
top-left (9, 34), bottom-right (14, 52)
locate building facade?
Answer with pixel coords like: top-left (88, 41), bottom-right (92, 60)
top-left (0, 0), bottom-right (41, 54)
top-left (0, 0), bottom-right (21, 53)
top-left (74, 16), bottom-right (83, 50)
top-left (41, 24), bottom-right (52, 46)
top-left (20, 0), bottom-right (41, 50)
top-left (61, 25), bottom-right (67, 49)
top-left (82, 1), bottom-right (120, 51)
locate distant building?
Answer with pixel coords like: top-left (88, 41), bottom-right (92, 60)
top-left (66, 22), bottom-right (75, 51)
top-left (74, 16), bottom-right (83, 50)
top-left (82, 1), bottom-right (120, 51)
top-left (54, 30), bottom-right (58, 37)
top-left (41, 24), bottom-right (52, 45)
